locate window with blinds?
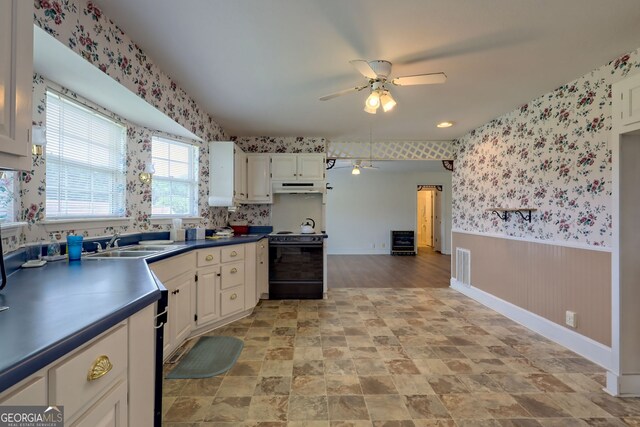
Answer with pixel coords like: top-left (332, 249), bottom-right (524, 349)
top-left (151, 136), bottom-right (199, 216)
top-left (45, 90), bottom-right (126, 219)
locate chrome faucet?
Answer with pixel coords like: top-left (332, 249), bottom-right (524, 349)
top-left (106, 233), bottom-right (120, 250)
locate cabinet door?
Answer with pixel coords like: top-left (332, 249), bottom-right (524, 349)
top-left (246, 154), bottom-right (272, 203)
top-left (234, 149), bottom-right (247, 202)
top-left (617, 74), bottom-right (640, 130)
top-left (71, 380), bottom-right (128, 427)
top-left (256, 239), bottom-right (269, 297)
top-left (271, 154), bottom-right (298, 180)
top-left (0, 375), bottom-right (46, 405)
top-left (166, 271), bottom-right (194, 355)
top-left (196, 268), bottom-right (220, 326)
top-left (297, 154), bottom-right (325, 180)
top-left (0, 0), bottom-right (33, 169)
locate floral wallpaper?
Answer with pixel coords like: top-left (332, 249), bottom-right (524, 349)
top-left (228, 137), bottom-right (327, 225)
top-left (33, 0), bottom-right (226, 143)
top-left (453, 49), bottom-right (640, 247)
top-left (232, 136), bottom-right (326, 154)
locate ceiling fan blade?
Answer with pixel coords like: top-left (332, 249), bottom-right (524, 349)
top-left (392, 72), bottom-right (447, 86)
top-left (319, 84), bottom-right (368, 101)
top-left (350, 60), bottom-right (378, 79)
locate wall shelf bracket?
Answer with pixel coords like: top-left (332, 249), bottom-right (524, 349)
top-left (486, 208), bottom-right (537, 223)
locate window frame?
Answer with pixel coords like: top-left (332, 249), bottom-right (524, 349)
top-left (150, 135), bottom-right (200, 218)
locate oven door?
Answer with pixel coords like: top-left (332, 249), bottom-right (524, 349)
top-left (269, 243), bottom-right (323, 299)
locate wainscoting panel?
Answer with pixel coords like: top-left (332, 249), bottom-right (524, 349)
top-left (451, 231), bottom-right (611, 346)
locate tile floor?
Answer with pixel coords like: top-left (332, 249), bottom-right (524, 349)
top-left (162, 288), bottom-right (640, 426)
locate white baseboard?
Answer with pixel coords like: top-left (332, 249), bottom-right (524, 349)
top-left (450, 279), bottom-right (612, 370)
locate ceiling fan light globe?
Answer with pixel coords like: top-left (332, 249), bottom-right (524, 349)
top-left (364, 104), bottom-right (378, 114)
top-left (380, 91), bottom-right (397, 112)
top-left (352, 165), bottom-right (361, 175)
top-left (366, 91), bottom-right (380, 108)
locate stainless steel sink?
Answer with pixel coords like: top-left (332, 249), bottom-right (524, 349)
top-left (85, 244), bottom-right (186, 259)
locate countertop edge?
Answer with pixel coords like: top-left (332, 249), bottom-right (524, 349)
top-left (0, 290), bottom-right (160, 395)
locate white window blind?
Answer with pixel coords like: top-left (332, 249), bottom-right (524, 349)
top-left (45, 90), bottom-right (126, 218)
top-left (151, 136), bottom-right (199, 216)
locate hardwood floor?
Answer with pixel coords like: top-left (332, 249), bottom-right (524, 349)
top-left (327, 246), bottom-right (451, 288)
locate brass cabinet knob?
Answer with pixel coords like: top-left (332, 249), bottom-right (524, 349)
top-left (205, 254), bottom-right (214, 261)
top-left (230, 293), bottom-right (237, 300)
top-left (87, 355), bottom-right (113, 382)
top-left (230, 267), bottom-right (238, 274)
top-left (230, 251), bottom-right (237, 257)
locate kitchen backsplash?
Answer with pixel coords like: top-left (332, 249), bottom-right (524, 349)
top-left (228, 137), bottom-right (327, 225)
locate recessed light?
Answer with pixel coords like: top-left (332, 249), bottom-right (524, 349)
top-left (437, 121), bottom-right (454, 128)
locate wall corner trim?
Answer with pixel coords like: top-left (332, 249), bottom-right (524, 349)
top-left (450, 278), bottom-right (612, 370)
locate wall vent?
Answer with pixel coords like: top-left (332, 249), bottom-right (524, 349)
top-left (456, 248), bottom-right (471, 286)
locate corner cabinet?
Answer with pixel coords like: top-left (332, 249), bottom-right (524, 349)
top-left (0, 0), bottom-right (33, 171)
top-left (271, 153), bottom-right (326, 181)
top-left (209, 141), bottom-right (246, 206)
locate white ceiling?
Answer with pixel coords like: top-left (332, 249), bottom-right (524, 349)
top-left (94, 0), bottom-right (640, 141)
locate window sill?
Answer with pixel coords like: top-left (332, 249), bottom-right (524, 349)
top-left (0, 222), bottom-right (27, 239)
top-left (41, 217), bottom-right (131, 232)
top-left (149, 216), bottom-right (204, 226)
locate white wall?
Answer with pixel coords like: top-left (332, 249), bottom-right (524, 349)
top-left (326, 167), bottom-right (452, 255)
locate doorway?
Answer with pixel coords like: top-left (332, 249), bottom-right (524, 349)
top-left (416, 185), bottom-right (442, 254)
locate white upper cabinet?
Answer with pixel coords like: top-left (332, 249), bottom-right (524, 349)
top-left (297, 154), bottom-right (326, 180)
top-left (0, 0), bottom-right (33, 170)
top-left (614, 72), bottom-right (640, 132)
top-left (209, 141), bottom-right (246, 206)
top-left (271, 153), bottom-right (325, 181)
top-left (246, 154), bottom-right (271, 203)
top-left (270, 154), bottom-right (298, 180)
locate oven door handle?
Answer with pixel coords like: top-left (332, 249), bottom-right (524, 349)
top-left (269, 243), bottom-right (324, 248)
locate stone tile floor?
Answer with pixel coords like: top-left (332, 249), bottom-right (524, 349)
top-left (162, 288), bottom-right (640, 426)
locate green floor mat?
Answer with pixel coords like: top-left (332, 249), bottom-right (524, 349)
top-left (166, 336), bottom-right (244, 379)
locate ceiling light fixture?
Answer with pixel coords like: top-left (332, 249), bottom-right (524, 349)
top-left (380, 90), bottom-right (396, 112)
top-left (364, 91), bottom-right (381, 114)
top-left (351, 164), bottom-right (361, 175)
top-left (437, 121), bottom-right (454, 128)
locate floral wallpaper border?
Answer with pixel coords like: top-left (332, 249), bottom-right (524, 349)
top-left (452, 49), bottom-right (640, 248)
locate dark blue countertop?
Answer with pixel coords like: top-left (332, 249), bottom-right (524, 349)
top-left (0, 234), bottom-right (269, 394)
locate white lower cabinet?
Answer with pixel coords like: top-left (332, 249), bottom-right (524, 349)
top-left (196, 267), bottom-right (220, 326)
top-left (0, 305), bottom-right (155, 426)
top-left (167, 271), bottom-right (194, 349)
top-left (71, 380), bottom-right (128, 427)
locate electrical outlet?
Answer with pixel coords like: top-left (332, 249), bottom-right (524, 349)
top-left (565, 311), bottom-right (577, 328)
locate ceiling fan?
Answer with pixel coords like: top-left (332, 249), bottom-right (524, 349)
top-left (319, 60), bottom-right (446, 114)
top-left (333, 159), bottom-right (379, 175)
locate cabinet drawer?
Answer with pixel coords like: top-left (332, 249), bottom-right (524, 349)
top-left (220, 286), bottom-right (245, 317)
top-left (220, 261), bottom-right (244, 290)
top-left (197, 248), bottom-right (220, 267)
top-left (221, 245), bottom-right (244, 263)
top-left (50, 324), bottom-right (128, 421)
